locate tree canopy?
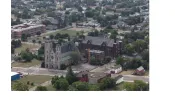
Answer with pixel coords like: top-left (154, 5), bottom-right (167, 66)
top-left (12, 82), bottom-right (29, 91)
top-left (72, 81), bottom-right (89, 91)
top-left (20, 51), bottom-right (33, 62)
top-left (35, 86), bottom-right (47, 91)
top-left (99, 77), bottom-right (116, 90)
top-left (66, 66), bottom-right (78, 84)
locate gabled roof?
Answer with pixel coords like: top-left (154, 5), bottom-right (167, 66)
top-left (137, 66), bottom-right (145, 71)
top-left (82, 36), bottom-right (119, 47)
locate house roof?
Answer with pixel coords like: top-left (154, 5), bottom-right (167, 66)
top-left (76, 71), bottom-right (109, 80)
top-left (11, 72), bottom-right (19, 76)
top-left (82, 36), bottom-right (121, 47)
top-left (137, 66), bottom-right (145, 71)
top-left (76, 70), bottom-right (89, 77)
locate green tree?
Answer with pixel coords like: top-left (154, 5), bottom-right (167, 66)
top-left (66, 66), bottom-right (78, 84)
top-left (53, 80), bottom-right (60, 90)
top-left (124, 44), bottom-right (135, 55)
top-left (21, 34), bottom-right (27, 41)
top-left (123, 82), bottom-right (134, 91)
top-left (70, 52), bottom-right (81, 64)
top-left (133, 80), bottom-right (149, 91)
top-left (35, 86), bottom-right (47, 91)
top-left (11, 40), bottom-right (21, 48)
top-left (111, 30), bottom-right (118, 35)
top-left (68, 85), bottom-right (78, 91)
top-left (12, 82), bottom-right (29, 91)
top-left (53, 78), bottom-right (69, 90)
top-left (60, 64), bottom-right (67, 70)
top-left (116, 56), bottom-right (124, 65)
top-left (38, 41), bottom-right (41, 44)
top-left (88, 84), bottom-right (100, 91)
top-left (129, 58), bottom-right (142, 69)
top-left (50, 35), bottom-right (54, 39)
top-left (72, 81), bottom-right (89, 91)
top-left (20, 51), bottom-right (33, 62)
top-left (141, 50), bottom-right (149, 62)
top-left (51, 76), bottom-right (60, 85)
top-left (110, 34), bottom-right (116, 39)
top-left (55, 33), bottom-right (61, 39)
top-left (38, 46), bottom-right (44, 55)
top-left (99, 77), bottom-right (116, 90)
top-left (32, 39), bottom-right (36, 44)
top-left (133, 40), bottom-right (147, 53)
top-left (58, 79), bottom-right (69, 90)
top-left (11, 46), bottom-right (15, 54)
top-left (76, 32), bottom-right (80, 37)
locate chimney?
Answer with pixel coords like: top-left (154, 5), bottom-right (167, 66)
top-left (114, 37), bottom-right (117, 43)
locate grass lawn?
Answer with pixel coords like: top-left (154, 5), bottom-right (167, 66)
top-left (119, 70), bottom-right (135, 75)
top-left (15, 43), bottom-right (40, 54)
top-left (46, 85), bottom-right (56, 91)
top-left (11, 59), bottom-right (41, 67)
top-left (12, 75), bottom-right (53, 89)
top-left (42, 29), bottom-right (78, 37)
top-left (119, 70), bottom-right (149, 76)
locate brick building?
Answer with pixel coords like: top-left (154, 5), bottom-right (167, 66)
top-left (76, 70), bottom-right (111, 84)
top-left (11, 23), bottom-right (46, 38)
top-left (77, 36), bottom-right (123, 58)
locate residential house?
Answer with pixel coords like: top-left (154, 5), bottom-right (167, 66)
top-left (134, 66), bottom-right (146, 75)
top-left (76, 70), bottom-right (111, 84)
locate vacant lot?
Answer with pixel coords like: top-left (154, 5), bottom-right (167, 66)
top-left (15, 43), bottom-right (41, 54)
top-left (12, 75), bottom-right (53, 89)
top-left (11, 59), bottom-right (41, 67)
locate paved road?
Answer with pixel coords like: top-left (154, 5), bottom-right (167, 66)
top-left (123, 75), bottom-right (149, 83)
top-left (12, 66), bottom-right (149, 83)
top-left (11, 67), bottom-right (69, 76)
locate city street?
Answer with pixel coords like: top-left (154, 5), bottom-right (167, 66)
top-left (11, 66), bottom-right (149, 83)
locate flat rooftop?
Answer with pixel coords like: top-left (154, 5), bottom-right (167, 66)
top-left (11, 72), bottom-right (19, 76)
top-left (87, 49), bottom-right (104, 54)
top-left (11, 23), bottom-right (45, 32)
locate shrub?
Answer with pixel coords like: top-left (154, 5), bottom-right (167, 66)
top-left (27, 81), bottom-right (30, 85)
top-left (60, 64), bottom-right (67, 70)
top-left (31, 82), bottom-right (34, 86)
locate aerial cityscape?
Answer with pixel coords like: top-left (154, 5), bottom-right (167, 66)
top-left (11, 0), bottom-right (149, 91)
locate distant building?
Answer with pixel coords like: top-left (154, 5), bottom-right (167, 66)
top-left (114, 75), bottom-right (123, 84)
top-left (44, 40), bottom-right (79, 69)
top-left (86, 49), bottom-right (105, 62)
top-left (78, 36), bottom-right (123, 58)
top-left (11, 23), bottom-right (46, 38)
top-left (76, 70), bottom-right (111, 84)
top-left (11, 72), bottom-right (20, 81)
top-left (105, 64), bottom-right (122, 74)
top-left (134, 66), bottom-right (146, 75)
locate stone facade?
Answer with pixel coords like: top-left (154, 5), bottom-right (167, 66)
top-left (44, 40), bottom-right (79, 69)
top-left (44, 40), bottom-right (61, 69)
